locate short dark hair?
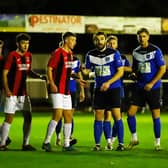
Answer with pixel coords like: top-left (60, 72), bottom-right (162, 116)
top-left (137, 28), bottom-right (149, 35)
top-left (62, 32), bottom-right (76, 42)
top-left (93, 31), bottom-right (106, 41)
top-left (16, 33), bottom-right (31, 42)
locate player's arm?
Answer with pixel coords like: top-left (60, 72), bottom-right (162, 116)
top-left (144, 65), bottom-right (166, 91)
top-left (77, 71), bottom-right (85, 102)
top-left (47, 66), bottom-right (57, 93)
top-left (124, 66), bottom-right (132, 73)
top-left (29, 70), bottom-right (47, 81)
top-left (150, 65), bottom-right (166, 84)
top-left (3, 69), bottom-right (12, 96)
top-left (100, 66), bottom-right (124, 92)
top-left (109, 66), bottom-right (124, 83)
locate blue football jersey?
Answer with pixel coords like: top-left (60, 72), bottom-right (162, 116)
top-left (132, 43), bottom-right (165, 89)
top-left (85, 47), bottom-right (123, 89)
top-left (69, 57), bottom-right (81, 92)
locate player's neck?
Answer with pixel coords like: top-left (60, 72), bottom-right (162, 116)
top-left (99, 46), bottom-right (106, 52)
top-left (16, 49), bottom-right (26, 56)
top-left (141, 42), bottom-right (149, 48)
top-left (62, 46), bottom-right (71, 53)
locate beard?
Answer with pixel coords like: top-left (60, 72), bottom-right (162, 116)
top-left (96, 44), bottom-right (106, 50)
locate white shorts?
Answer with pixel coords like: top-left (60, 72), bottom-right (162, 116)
top-left (50, 93), bottom-right (72, 110)
top-left (4, 95), bottom-right (31, 114)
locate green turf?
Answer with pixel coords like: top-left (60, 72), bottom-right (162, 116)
top-left (0, 111), bottom-right (168, 168)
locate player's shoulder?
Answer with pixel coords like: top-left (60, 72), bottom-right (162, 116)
top-left (149, 43), bottom-right (161, 52)
top-left (86, 48), bottom-right (96, 55)
top-left (26, 51), bottom-right (32, 57)
top-left (54, 47), bottom-right (62, 53)
top-left (51, 47), bottom-right (62, 57)
top-left (106, 47), bottom-right (120, 56)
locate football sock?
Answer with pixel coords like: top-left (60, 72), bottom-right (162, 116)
top-left (56, 119), bottom-right (62, 135)
top-left (94, 120), bottom-right (103, 145)
top-left (64, 123), bottom-right (72, 147)
top-left (1, 122), bottom-right (11, 146)
top-left (44, 120), bottom-right (57, 144)
top-left (116, 119), bottom-right (124, 144)
top-left (155, 138), bottom-right (160, 146)
top-left (103, 121), bottom-right (111, 139)
top-left (127, 116), bottom-right (136, 134)
top-left (23, 110), bottom-right (32, 145)
top-left (112, 121), bottom-right (117, 138)
top-left (153, 118), bottom-right (161, 138)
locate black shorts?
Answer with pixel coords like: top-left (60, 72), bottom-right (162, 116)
top-left (130, 87), bottom-right (161, 109)
top-left (93, 87), bottom-right (121, 109)
top-left (70, 91), bottom-right (77, 108)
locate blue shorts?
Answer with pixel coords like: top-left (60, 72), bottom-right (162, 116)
top-left (93, 87), bottom-right (121, 109)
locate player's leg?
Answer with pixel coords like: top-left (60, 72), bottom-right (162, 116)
top-left (62, 94), bottom-right (76, 151)
top-left (112, 108), bottom-right (125, 151)
top-left (127, 88), bottom-right (144, 149)
top-left (22, 96), bottom-right (36, 151)
top-left (111, 120), bottom-right (117, 145)
top-left (103, 110), bottom-right (112, 150)
top-left (55, 119), bottom-right (62, 146)
top-left (105, 87), bottom-right (124, 151)
top-left (0, 124), bottom-right (11, 146)
top-left (127, 105), bottom-right (139, 148)
top-left (152, 109), bottom-right (161, 150)
top-left (42, 93), bottom-right (63, 152)
top-left (0, 96), bottom-right (16, 150)
top-left (62, 109), bottom-right (73, 151)
top-left (92, 89), bottom-right (105, 151)
top-left (69, 92), bottom-right (77, 146)
top-left (148, 88), bottom-right (162, 150)
top-left (93, 109), bottom-right (104, 151)
top-left (111, 97), bottom-right (125, 145)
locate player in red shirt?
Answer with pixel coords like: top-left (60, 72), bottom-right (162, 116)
top-left (0, 33), bottom-right (45, 151)
top-left (42, 32), bottom-right (85, 152)
top-left (0, 40), bottom-right (12, 147)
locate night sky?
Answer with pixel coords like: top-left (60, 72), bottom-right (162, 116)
top-left (0, 0), bottom-right (168, 17)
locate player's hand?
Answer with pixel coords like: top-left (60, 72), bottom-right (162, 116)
top-left (78, 79), bottom-right (87, 87)
top-left (100, 81), bottom-right (110, 92)
top-left (144, 83), bottom-right (153, 91)
top-left (5, 90), bottom-right (12, 97)
top-left (128, 72), bottom-right (137, 81)
top-left (49, 83), bottom-right (58, 93)
top-left (40, 75), bottom-right (47, 81)
top-left (79, 92), bottom-right (85, 102)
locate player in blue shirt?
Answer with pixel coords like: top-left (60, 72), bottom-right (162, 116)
top-left (85, 31), bottom-right (125, 151)
top-left (55, 55), bottom-right (85, 146)
top-left (127, 28), bottom-right (166, 151)
top-left (104, 35), bottom-right (132, 148)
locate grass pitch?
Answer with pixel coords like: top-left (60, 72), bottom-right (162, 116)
top-left (0, 111), bottom-right (168, 168)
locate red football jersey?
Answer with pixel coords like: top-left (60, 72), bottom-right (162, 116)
top-left (48, 48), bottom-right (73, 95)
top-left (4, 51), bottom-right (32, 95)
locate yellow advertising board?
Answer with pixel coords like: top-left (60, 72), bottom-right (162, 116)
top-left (25, 14), bottom-right (85, 33)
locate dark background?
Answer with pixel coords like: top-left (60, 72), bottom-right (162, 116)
top-left (1, 32), bottom-right (168, 55)
top-left (1, 0), bottom-right (168, 55)
top-left (1, 0), bottom-right (168, 17)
